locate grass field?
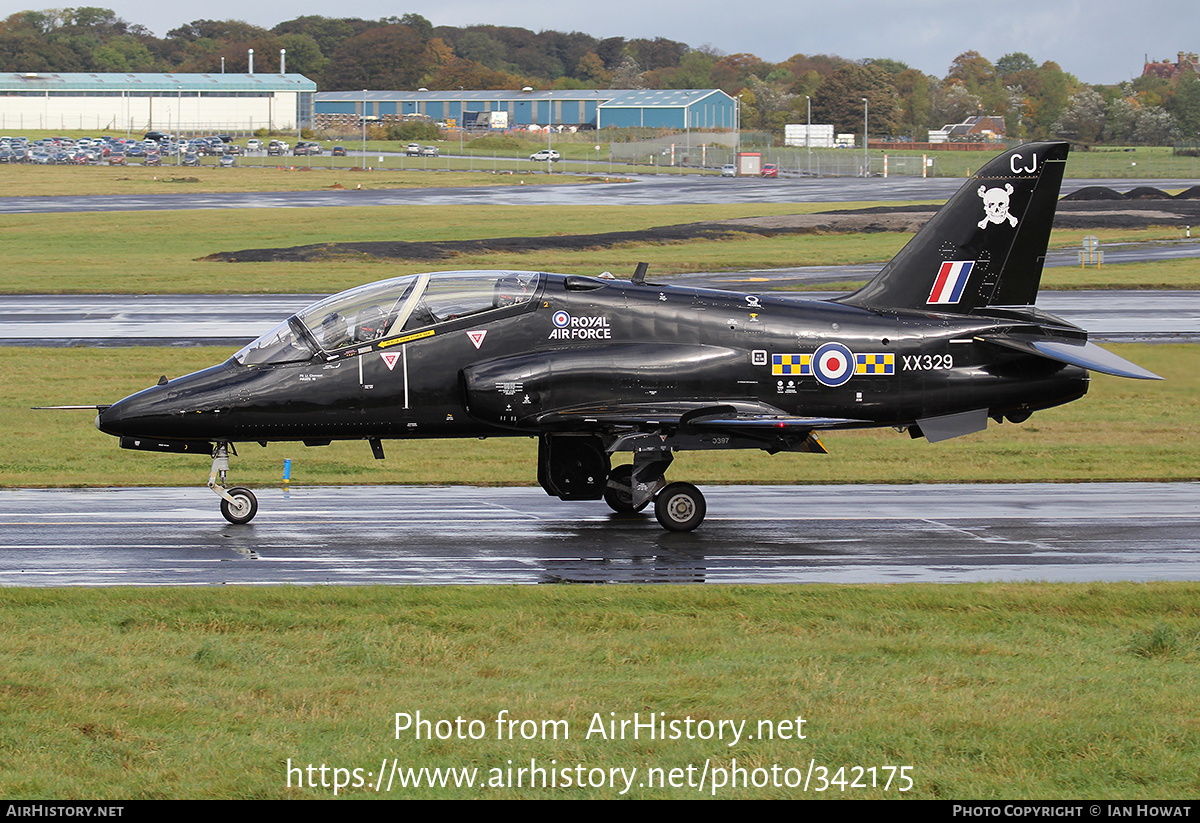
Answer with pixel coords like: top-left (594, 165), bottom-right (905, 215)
top-left (0, 164), bottom-right (609, 197)
top-left (2, 200), bottom-right (1197, 294)
top-left (0, 583), bottom-right (1197, 799)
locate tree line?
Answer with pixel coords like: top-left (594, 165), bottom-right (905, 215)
top-left (3, 8), bottom-right (1198, 144)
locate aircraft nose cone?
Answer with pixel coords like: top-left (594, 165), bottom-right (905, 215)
top-left (95, 363), bottom-right (238, 441)
top-left (95, 395), bottom-right (138, 436)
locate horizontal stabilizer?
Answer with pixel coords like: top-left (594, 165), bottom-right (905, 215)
top-left (982, 335), bottom-right (1162, 380)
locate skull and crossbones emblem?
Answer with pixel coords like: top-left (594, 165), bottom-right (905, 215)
top-left (977, 184), bottom-right (1018, 229)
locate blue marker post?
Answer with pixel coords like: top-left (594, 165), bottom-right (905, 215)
top-left (283, 458), bottom-right (292, 485)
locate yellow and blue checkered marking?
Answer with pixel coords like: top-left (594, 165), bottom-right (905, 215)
top-left (772, 352), bottom-right (894, 378)
top-left (771, 353), bottom-right (812, 375)
top-left (855, 353), bottom-right (895, 374)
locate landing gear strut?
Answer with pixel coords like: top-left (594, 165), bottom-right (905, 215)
top-left (603, 464), bottom-right (652, 513)
top-left (209, 442), bottom-right (258, 524)
top-left (605, 449), bottom-right (705, 532)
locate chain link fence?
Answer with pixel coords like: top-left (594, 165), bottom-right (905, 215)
top-left (609, 137), bottom-right (940, 177)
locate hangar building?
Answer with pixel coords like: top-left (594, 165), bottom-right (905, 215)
top-left (314, 88), bottom-right (737, 131)
top-left (0, 72), bottom-right (317, 133)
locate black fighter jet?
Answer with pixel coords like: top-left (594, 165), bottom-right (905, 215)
top-left (93, 141), bottom-right (1159, 531)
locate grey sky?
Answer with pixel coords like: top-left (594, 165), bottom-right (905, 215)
top-left (92, 0), bottom-right (1192, 86)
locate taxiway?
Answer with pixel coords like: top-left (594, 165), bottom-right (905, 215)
top-left (1, 484), bottom-right (1196, 586)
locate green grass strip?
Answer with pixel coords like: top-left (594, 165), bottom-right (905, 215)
top-left (0, 583), bottom-right (1197, 798)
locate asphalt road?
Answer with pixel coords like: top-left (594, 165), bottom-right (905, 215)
top-left (2, 174), bottom-right (1199, 213)
top-left (2, 483), bottom-right (1196, 586)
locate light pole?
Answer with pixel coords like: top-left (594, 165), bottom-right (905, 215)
top-left (361, 89), bottom-right (367, 170)
top-left (806, 95), bottom-right (811, 175)
top-left (684, 91), bottom-right (690, 170)
top-left (735, 93), bottom-right (742, 164)
top-left (862, 97), bottom-right (868, 177)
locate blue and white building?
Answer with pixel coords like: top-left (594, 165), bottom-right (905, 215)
top-left (0, 72), bottom-right (317, 133)
top-left (314, 88), bottom-right (736, 131)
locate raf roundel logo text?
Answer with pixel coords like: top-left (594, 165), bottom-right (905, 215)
top-left (548, 310), bottom-right (613, 340)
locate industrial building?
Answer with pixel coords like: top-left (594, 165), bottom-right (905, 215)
top-left (0, 71), bottom-right (317, 133)
top-left (314, 88), bottom-right (737, 131)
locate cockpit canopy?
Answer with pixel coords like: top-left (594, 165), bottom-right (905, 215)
top-left (233, 270), bottom-right (541, 366)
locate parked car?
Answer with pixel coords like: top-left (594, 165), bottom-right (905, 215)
top-left (144, 153), bottom-right (162, 166)
top-left (181, 152), bottom-right (200, 167)
top-left (761, 163), bottom-right (778, 178)
top-left (293, 141), bottom-right (322, 156)
top-left (421, 145), bottom-right (439, 157)
top-left (405, 143), bottom-right (422, 156)
top-left (219, 154), bottom-right (235, 167)
top-left (530, 149), bottom-right (560, 162)
top-left (246, 139), bottom-right (263, 152)
top-left (332, 145), bottom-right (346, 156)
top-left (107, 152), bottom-right (127, 166)
top-left (721, 164), bottom-right (737, 177)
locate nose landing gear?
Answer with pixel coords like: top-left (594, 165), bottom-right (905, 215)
top-left (208, 442), bottom-right (259, 524)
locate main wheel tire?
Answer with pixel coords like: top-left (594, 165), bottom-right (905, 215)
top-left (220, 487), bottom-right (258, 525)
top-left (603, 464), bottom-right (649, 514)
top-left (654, 482), bottom-right (706, 532)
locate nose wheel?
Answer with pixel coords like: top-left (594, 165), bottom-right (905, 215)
top-left (208, 442), bottom-right (259, 525)
top-left (220, 487), bottom-right (258, 525)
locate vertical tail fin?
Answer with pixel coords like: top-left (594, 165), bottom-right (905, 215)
top-left (837, 141), bottom-right (1069, 314)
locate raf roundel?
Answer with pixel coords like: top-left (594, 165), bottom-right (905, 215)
top-left (812, 342), bottom-right (855, 387)
top-left (552, 310), bottom-right (571, 328)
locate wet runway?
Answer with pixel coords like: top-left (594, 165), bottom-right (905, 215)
top-left (3, 290), bottom-right (1197, 346)
top-left (2, 174), bottom-right (1198, 213)
top-left (1, 484), bottom-right (1196, 586)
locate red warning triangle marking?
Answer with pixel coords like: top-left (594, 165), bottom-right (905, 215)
top-left (379, 352), bottom-right (401, 371)
top-left (467, 330), bottom-right (487, 349)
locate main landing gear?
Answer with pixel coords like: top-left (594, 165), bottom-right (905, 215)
top-left (538, 435), bottom-right (708, 532)
top-left (604, 466), bottom-right (706, 532)
top-left (209, 442), bottom-right (259, 525)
